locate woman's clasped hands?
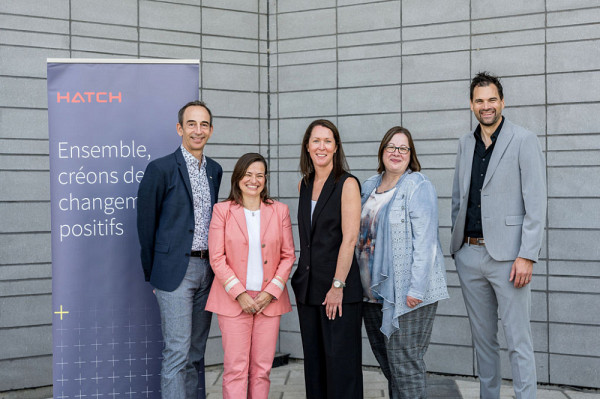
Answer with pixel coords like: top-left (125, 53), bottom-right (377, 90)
top-left (237, 291), bottom-right (274, 314)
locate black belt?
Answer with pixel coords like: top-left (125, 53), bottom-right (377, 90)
top-left (190, 249), bottom-right (209, 259)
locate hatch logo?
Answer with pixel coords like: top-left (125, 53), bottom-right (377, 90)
top-left (56, 92), bottom-right (122, 103)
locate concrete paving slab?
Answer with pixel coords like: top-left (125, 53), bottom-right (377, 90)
top-left (202, 360), bottom-right (600, 399)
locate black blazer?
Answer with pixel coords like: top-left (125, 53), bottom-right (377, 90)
top-left (292, 172), bottom-right (362, 305)
top-left (137, 147), bottom-right (222, 292)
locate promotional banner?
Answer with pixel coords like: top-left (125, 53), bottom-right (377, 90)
top-left (47, 60), bottom-right (199, 398)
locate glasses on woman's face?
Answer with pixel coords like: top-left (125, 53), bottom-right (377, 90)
top-left (384, 144), bottom-right (410, 154)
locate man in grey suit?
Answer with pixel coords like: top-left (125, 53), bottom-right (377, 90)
top-left (450, 72), bottom-right (546, 399)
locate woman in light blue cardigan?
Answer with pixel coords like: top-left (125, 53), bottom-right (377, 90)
top-left (356, 126), bottom-right (449, 399)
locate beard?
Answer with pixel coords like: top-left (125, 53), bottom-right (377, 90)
top-left (476, 110), bottom-right (502, 127)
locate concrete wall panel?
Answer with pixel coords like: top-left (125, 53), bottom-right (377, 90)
top-left (2, 0), bottom-right (600, 391)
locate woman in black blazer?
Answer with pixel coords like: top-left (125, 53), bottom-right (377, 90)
top-left (291, 119), bottom-right (363, 398)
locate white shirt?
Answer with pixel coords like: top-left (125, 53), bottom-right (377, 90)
top-left (244, 208), bottom-right (263, 291)
top-left (310, 200), bottom-right (317, 223)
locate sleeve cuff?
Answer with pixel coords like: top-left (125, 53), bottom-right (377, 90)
top-left (264, 276), bottom-right (287, 299)
top-left (224, 277), bottom-right (245, 300)
top-left (407, 289), bottom-right (424, 301)
top-left (517, 252), bottom-right (539, 263)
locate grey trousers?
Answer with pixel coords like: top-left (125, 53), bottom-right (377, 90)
top-left (155, 257), bottom-right (214, 399)
top-left (363, 301), bottom-right (437, 399)
top-left (455, 243), bottom-right (537, 399)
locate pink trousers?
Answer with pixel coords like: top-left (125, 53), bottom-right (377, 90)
top-left (217, 310), bottom-right (281, 399)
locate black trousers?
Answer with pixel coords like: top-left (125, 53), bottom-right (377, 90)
top-left (297, 302), bottom-right (363, 399)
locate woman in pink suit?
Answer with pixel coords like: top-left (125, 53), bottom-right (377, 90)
top-left (207, 152), bottom-right (296, 399)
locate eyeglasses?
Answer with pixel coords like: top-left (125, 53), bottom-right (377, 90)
top-left (384, 144), bottom-right (410, 154)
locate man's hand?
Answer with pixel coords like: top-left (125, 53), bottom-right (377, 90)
top-left (322, 287), bottom-right (344, 320)
top-left (509, 257), bottom-right (533, 288)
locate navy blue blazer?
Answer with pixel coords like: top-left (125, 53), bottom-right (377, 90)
top-left (137, 147), bottom-right (222, 292)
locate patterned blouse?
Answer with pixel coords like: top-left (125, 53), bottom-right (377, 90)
top-left (357, 187), bottom-right (396, 303)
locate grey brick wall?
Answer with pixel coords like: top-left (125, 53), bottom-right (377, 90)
top-left (272, 0), bottom-right (600, 390)
top-left (1, 0), bottom-right (598, 392)
top-left (0, 0), bottom-right (267, 391)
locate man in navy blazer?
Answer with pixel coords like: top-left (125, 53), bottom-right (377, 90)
top-left (137, 100), bottom-right (222, 398)
top-left (451, 73), bottom-right (546, 399)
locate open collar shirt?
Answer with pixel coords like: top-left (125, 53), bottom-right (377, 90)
top-left (465, 117), bottom-right (504, 238)
top-left (181, 145), bottom-right (211, 251)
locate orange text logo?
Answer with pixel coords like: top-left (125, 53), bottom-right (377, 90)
top-left (56, 92), bottom-right (122, 103)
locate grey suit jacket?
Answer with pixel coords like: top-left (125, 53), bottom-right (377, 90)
top-left (450, 118), bottom-right (547, 262)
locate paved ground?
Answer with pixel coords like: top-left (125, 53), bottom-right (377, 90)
top-left (12, 360), bottom-right (596, 398)
top-left (205, 360), bottom-right (600, 399)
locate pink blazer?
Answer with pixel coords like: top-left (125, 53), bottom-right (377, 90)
top-left (206, 200), bottom-right (296, 317)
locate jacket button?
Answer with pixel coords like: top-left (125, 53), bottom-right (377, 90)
top-left (189, 229), bottom-right (194, 233)
top-left (185, 253), bottom-right (190, 257)
top-left (306, 266), bottom-right (309, 270)
top-left (264, 279), bottom-right (268, 282)
top-left (261, 244), bottom-right (265, 248)
top-left (264, 260), bottom-right (268, 264)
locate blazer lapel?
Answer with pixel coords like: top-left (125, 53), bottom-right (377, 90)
top-left (230, 203), bottom-right (249, 243)
top-left (462, 135), bottom-right (476, 195)
top-left (483, 120), bottom-right (515, 189)
top-left (260, 202), bottom-right (275, 244)
top-left (311, 172), bottom-right (336, 233)
top-left (299, 179), bottom-right (313, 244)
top-left (205, 157), bottom-right (217, 206)
top-left (175, 148), bottom-right (193, 203)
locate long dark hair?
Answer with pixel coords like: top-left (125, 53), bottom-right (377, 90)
top-left (377, 126), bottom-right (421, 174)
top-left (299, 119), bottom-right (349, 183)
top-left (226, 153), bottom-right (273, 205)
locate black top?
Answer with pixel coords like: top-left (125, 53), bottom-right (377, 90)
top-left (291, 172), bottom-right (362, 305)
top-left (465, 117), bottom-right (504, 238)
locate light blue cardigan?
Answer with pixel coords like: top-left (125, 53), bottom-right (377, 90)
top-left (360, 171), bottom-right (449, 337)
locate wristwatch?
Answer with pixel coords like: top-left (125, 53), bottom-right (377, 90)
top-left (332, 278), bottom-right (346, 288)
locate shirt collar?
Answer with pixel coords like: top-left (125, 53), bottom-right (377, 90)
top-left (180, 145), bottom-right (206, 168)
top-left (473, 116), bottom-right (504, 144)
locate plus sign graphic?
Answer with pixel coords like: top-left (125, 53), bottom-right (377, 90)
top-left (55, 305), bottom-right (70, 320)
